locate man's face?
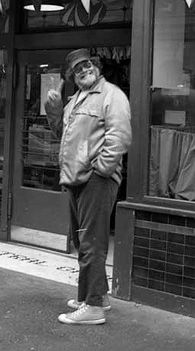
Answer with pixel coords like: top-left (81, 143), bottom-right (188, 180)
top-left (73, 60), bottom-right (100, 90)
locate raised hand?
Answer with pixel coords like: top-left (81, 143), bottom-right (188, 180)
top-left (47, 78), bottom-right (65, 104)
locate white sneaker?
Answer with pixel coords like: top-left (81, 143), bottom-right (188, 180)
top-left (67, 294), bottom-right (111, 311)
top-left (58, 304), bottom-right (106, 325)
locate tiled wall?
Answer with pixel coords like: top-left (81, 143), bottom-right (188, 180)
top-left (132, 211), bottom-right (195, 299)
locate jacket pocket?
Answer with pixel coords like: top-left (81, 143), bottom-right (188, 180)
top-left (74, 108), bottom-right (101, 119)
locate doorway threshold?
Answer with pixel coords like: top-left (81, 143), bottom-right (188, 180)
top-left (10, 225), bottom-right (114, 266)
top-left (10, 225), bottom-right (69, 252)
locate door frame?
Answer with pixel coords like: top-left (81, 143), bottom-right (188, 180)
top-left (10, 50), bottom-right (73, 252)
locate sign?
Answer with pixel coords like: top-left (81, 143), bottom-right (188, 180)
top-left (185, 0), bottom-right (195, 8)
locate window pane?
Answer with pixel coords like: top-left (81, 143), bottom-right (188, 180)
top-left (149, 0), bottom-right (195, 201)
top-left (22, 0), bottom-right (132, 32)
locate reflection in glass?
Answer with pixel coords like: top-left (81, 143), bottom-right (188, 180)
top-left (149, 0), bottom-right (195, 201)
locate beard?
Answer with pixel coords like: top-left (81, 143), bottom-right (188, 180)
top-left (75, 67), bottom-right (100, 91)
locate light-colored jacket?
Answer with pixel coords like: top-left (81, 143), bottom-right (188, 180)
top-left (45, 76), bottom-right (132, 186)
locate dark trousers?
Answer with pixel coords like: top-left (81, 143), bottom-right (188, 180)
top-left (67, 172), bottom-right (118, 307)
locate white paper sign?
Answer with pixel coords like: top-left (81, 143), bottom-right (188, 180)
top-left (40, 73), bottom-right (61, 115)
top-left (164, 110), bottom-right (186, 125)
top-left (185, 0), bottom-right (195, 8)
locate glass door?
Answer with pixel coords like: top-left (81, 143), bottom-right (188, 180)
top-left (11, 50), bottom-right (73, 252)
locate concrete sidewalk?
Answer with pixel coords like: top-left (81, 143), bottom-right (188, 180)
top-left (1, 267), bottom-right (195, 351)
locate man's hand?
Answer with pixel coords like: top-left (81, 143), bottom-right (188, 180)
top-left (47, 78), bottom-right (65, 104)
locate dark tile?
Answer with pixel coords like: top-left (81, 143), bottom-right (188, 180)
top-left (186, 235), bottom-right (195, 247)
top-left (186, 218), bottom-right (195, 229)
top-left (185, 256), bottom-right (195, 268)
top-left (165, 283), bottom-right (182, 295)
top-left (166, 263), bottom-right (183, 275)
top-left (149, 259), bottom-right (165, 271)
top-left (149, 269), bottom-right (165, 281)
top-left (185, 245), bottom-right (195, 257)
top-left (184, 266), bottom-right (195, 279)
top-left (151, 230), bottom-right (167, 241)
top-left (150, 249), bottom-right (166, 262)
top-left (166, 273), bottom-right (183, 285)
top-left (183, 287), bottom-right (195, 299)
top-left (167, 242), bottom-right (184, 255)
top-left (151, 213), bottom-right (168, 224)
top-left (133, 256), bottom-right (148, 268)
top-left (133, 276), bottom-right (148, 288)
top-left (167, 232), bottom-right (185, 245)
top-left (134, 236), bottom-right (149, 248)
top-left (133, 246), bottom-right (149, 258)
top-left (183, 276), bottom-right (195, 289)
top-left (168, 215), bottom-right (185, 226)
top-left (150, 239), bottom-right (166, 251)
top-left (134, 227), bottom-right (150, 238)
top-left (133, 266), bottom-right (148, 279)
top-left (148, 279), bottom-right (164, 291)
top-left (136, 211), bottom-right (151, 221)
top-left (167, 252), bottom-right (183, 265)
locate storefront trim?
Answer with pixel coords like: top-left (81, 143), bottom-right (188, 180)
top-left (118, 200), bottom-right (195, 219)
top-left (112, 204), bottom-right (135, 300)
top-left (15, 27), bottom-right (131, 50)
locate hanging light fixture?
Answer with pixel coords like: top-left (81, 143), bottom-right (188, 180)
top-left (24, 0), bottom-right (64, 12)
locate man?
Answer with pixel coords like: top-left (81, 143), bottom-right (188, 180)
top-left (45, 48), bottom-right (132, 325)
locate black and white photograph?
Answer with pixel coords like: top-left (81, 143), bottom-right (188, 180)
top-left (0, 1), bottom-right (195, 350)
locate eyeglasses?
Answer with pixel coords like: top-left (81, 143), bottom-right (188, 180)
top-left (73, 60), bottom-right (93, 75)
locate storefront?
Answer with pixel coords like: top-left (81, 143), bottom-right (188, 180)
top-left (113, 0), bottom-right (195, 317)
top-left (0, 0), bottom-right (131, 250)
top-left (1, 0), bottom-right (195, 317)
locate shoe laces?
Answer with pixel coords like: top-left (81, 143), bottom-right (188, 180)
top-left (71, 303), bottom-right (89, 317)
top-left (78, 302), bottom-right (86, 309)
